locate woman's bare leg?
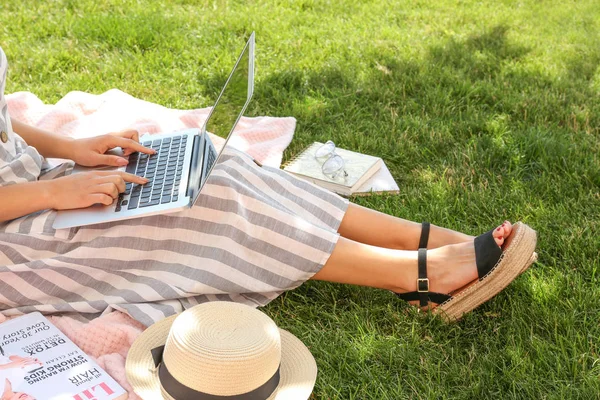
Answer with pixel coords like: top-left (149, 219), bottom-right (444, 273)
top-left (338, 203), bottom-right (474, 250)
top-left (310, 237), bottom-right (474, 294)
top-left (311, 223), bottom-right (512, 296)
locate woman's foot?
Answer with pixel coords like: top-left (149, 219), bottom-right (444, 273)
top-left (425, 219), bottom-right (515, 249)
top-left (402, 221), bottom-right (513, 307)
top-left (425, 224), bottom-right (474, 248)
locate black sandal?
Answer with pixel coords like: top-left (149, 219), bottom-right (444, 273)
top-left (395, 222), bottom-right (452, 308)
top-left (396, 222), bottom-right (538, 320)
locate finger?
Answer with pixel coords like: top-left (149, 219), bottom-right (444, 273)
top-left (87, 193), bottom-right (115, 206)
top-left (95, 170), bottom-right (148, 185)
top-left (111, 136), bottom-right (155, 155)
top-left (94, 170), bottom-right (148, 185)
top-left (118, 171), bottom-right (149, 185)
top-left (90, 153), bottom-right (130, 167)
top-left (95, 171), bottom-right (149, 185)
top-left (94, 183), bottom-right (120, 199)
top-left (94, 174), bottom-right (126, 193)
top-left (115, 129), bottom-right (140, 143)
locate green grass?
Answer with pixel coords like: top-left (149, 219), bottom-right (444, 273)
top-left (2, 0), bottom-right (599, 398)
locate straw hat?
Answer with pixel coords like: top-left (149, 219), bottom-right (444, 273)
top-left (126, 302), bottom-right (317, 400)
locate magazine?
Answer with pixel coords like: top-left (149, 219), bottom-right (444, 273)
top-left (0, 312), bottom-right (126, 400)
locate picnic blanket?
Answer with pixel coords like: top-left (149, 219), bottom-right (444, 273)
top-left (7, 89), bottom-right (295, 168)
top-left (4, 89), bottom-right (297, 398)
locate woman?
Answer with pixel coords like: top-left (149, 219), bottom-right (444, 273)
top-left (0, 45), bottom-right (536, 326)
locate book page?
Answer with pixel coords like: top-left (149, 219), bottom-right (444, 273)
top-left (353, 161), bottom-right (400, 196)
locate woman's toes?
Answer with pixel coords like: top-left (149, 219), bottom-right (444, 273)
top-left (502, 221), bottom-right (513, 238)
top-left (496, 236), bottom-right (505, 247)
top-left (493, 225), bottom-right (505, 246)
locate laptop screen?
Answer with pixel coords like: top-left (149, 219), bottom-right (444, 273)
top-left (205, 33), bottom-right (254, 142)
top-left (190, 32), bottom-right (254, 204)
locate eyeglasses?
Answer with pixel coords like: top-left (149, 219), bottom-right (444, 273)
top-left (314, 140), bottom-right (348, 180)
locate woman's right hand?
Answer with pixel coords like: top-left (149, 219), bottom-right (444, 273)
top-left (44, 171), bottom-right (148, 210)
top-left (1, 356), bottom-right (40, 370)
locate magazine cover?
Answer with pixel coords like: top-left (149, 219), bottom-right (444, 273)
top-left (0, 312), bottom-right (126, 400)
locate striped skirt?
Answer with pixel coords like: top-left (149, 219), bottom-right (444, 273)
top-left (0, 148), bottom-right (349, 326)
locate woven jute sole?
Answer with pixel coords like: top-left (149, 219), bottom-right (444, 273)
top-left (433, 222), bottom-right (537, 322)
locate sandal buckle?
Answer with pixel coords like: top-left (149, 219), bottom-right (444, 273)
top-left (417, 278), bottom-right (429, 292)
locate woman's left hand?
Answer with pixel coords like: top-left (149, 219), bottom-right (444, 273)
top-left (67, 130), bottom-right (156, 167)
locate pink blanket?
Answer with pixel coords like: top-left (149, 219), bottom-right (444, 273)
top-left (7, 89), bottom-right (295, 168)
top-left (4, 89), bottom-right (297, 398)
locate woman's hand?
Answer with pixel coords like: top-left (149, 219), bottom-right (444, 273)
top-left (67, 130), bottom-right (155, 167)
top-left (0, 356), bottom-right (40, 370)
top-left (44, 171), bottom-right (148, 210)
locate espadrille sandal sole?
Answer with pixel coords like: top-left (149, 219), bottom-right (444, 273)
top-left (433, 222), bottom-right (537, 322)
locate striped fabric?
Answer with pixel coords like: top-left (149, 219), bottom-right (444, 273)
top-left (0, 46), bottom-right (349, 327)
top-left (0, 47), bottom-right (45, 186)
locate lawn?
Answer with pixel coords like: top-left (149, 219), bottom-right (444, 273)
top-left (1, 0), bottom-right (599, 398)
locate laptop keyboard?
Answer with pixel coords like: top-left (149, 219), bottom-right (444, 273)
top-left (206, 144), bottom-right (217, 171)
top-left (115, 135), bottom-right (188, 212)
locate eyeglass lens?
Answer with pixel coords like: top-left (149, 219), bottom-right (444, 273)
top-left (315, 140), bottom-right (336, 161)
top-left (314, 141), bottom-right (347, 179)
top-left (322, 154), bottom-right (345, 179)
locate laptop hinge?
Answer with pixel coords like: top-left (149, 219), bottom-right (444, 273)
top-left (186, 135), bottom-right (203, 197)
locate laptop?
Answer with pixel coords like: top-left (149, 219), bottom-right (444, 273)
top-left (53, 32), bottom-right (255, 229)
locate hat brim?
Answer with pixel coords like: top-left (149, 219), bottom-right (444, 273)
top-left (126, 314), bottom-right (317, 400)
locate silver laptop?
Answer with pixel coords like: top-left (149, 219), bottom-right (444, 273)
top-left (53, 32), bottom-right (255, 229)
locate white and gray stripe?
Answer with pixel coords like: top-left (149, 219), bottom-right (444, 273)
top-left (0, 147), bottom-right (348, 326)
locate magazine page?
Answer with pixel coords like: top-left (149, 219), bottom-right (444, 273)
top-left (0, 312), bottom-right (126, 400)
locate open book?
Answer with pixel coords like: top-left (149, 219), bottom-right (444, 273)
top-left (0, 313), bottom-right (126, 400)
top-left (283, 142), bottom-right (398, 196)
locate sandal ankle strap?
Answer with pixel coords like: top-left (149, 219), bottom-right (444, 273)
top-left (417, 248), bottom-right (429, 307)
top-left (396, 247), bottom-right (451, 308)
top-left (419, 222), bottom-right (431, 249)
